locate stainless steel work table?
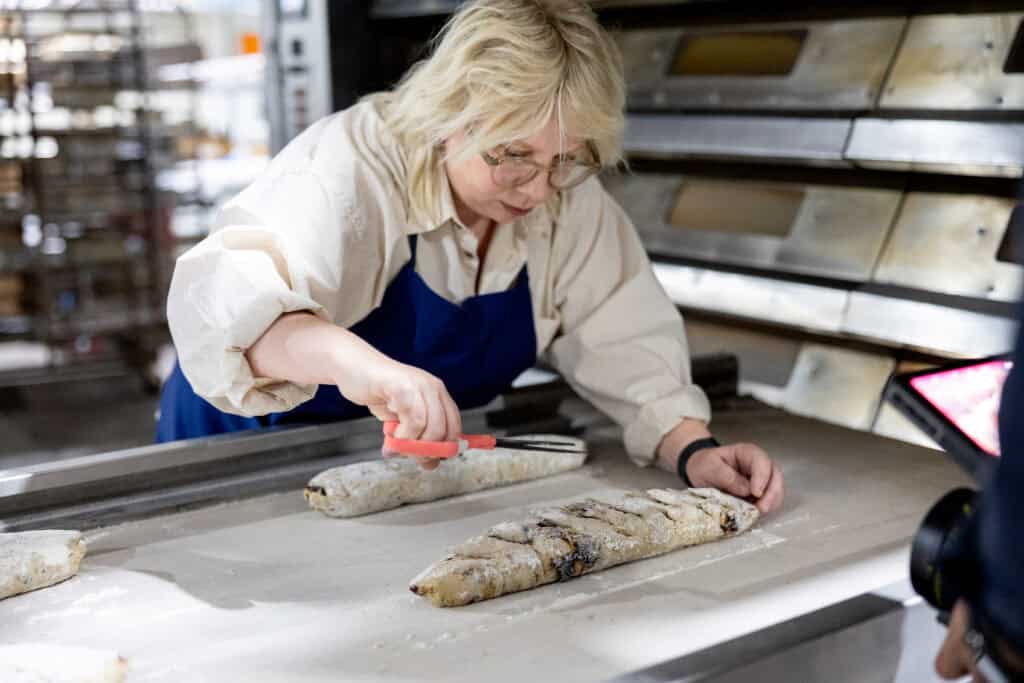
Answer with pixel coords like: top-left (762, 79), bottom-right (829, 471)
top-left (0, 407), bottom-right (969, 682)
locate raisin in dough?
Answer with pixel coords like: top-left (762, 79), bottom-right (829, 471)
top-left (0, 530), bottom-right (86, 600)
top-left (410, 488), bottom-right (759, 607)
top-left (305, 435), bottom-right (587, 518)
top-left (0, 644), bottom-right (126, 682)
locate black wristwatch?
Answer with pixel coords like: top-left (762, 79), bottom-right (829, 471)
top-left (677, 436), bottom-right (720, 487)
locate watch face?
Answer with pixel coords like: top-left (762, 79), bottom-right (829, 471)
top-left (910, 359), bottom-right (1012, 457)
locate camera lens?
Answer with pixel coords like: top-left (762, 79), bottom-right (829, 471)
top-left (910, 487), bottom-right (978, 611)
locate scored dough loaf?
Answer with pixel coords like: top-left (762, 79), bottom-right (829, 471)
top-left (410, 487), bottom-right (759, 607)
top-left (305, 435), bottom-right (587, 518)
top-left (0, 530), bottom-right (86, 601)
top-left (0, 643), bottom-right (126, 683)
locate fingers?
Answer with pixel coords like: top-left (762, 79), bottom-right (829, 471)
top-left (441, 390), bottom-right (462, 442)
top-left (935, 601), bottom-right (973, 680)
top-left (367, 403), bottom-right (398, 422)
top-left (733, 445), bottom-right (773, 498)
top-left (698, 451), bottom-right (751, 498)
top-left (385, 372), bottom-right (459, 444)
top-left (374, 366), bottom-right (461, 468)
top-left (691, 444), bottom-right (785, 514)
top-left (417, 457), bottom-right (441, 471)
top-left (756, 462), bottom-right (785, 514)
top-left (419, 388), bottom-right (448, 442)
top-left (389, 388), bottom-right (427, 440)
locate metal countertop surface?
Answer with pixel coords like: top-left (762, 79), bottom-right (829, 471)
top-left (0, 409), bottom-right (970, 682)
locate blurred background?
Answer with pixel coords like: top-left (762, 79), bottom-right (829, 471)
top-left (1, 0), bottom-right (266, 460)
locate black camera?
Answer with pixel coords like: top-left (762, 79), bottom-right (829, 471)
top-left (886, 356), bottom-right (1018, 681)
top-left (909, 486), bottom-right (978, 615)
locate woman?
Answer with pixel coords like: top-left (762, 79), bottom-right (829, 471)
top-left (158, 0), bottom-right (784, 513)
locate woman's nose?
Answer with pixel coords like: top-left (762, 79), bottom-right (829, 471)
top-left (520, 169), bottom-right (553, 205)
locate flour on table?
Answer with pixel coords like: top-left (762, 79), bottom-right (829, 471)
top-left (0, 643), bottom-right (126, 682)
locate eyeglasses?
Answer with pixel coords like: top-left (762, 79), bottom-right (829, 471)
top-left (480, 142), bottom-right (601, 191)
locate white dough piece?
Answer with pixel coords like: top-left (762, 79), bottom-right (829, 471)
top-left (305, 435), bottom-right (587, 518)
top-left (0, 530), bottom-right (86, 600)
top-left (410, 487), bottom-right (759, 607)
top-left (0, 643), bottom-right (127, 682)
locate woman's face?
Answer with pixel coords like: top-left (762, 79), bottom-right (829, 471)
top-left (444, 116), bottom-right (586, 230)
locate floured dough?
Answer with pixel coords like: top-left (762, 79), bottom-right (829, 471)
top-left (0, 644), bottom-right (126, 682)
top-left (0, 530), bottom-right (86, 600)
top-left (410, 487), bottom-right (758, 607)
top-left (305, 435), bottom-right (587, 518)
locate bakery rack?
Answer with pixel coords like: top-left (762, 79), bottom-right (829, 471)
top-left (0, 0), bottom-right (203, 386)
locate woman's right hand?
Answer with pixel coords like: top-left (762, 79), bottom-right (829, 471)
top-left (335, 356), bottom-right (462, 470)
top-left (246, 313), bottom-right (460, 470)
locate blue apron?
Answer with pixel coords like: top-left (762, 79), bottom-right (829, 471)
top-left (156, 235), bottom-right (537, 441)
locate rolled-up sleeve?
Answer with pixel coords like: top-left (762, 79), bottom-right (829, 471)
top-left (167, 217), bottom-right (328, 416)
top-left (544, 178), bottom-right (711, 467)
top-left (167, 111), bottom-right (398, 416)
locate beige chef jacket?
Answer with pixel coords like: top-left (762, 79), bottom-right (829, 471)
top-left (166, 97), bottom-right (711, 467)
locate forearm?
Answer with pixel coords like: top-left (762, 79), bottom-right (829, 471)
top-left (654, 417), bottom-right (712, 474)
top-left (245, 312), bottom-right (389, 387)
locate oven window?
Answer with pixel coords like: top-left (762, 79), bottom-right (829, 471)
top-left (669, 30), bottom-right (808, 77)
top-left (668, 180), bottom-right (804, 237)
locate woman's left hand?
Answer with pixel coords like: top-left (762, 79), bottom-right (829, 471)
top-left (685, 442), bottom-right (785, 515)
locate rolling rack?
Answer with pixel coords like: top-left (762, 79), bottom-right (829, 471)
top-left (0, 0), bottom-right (202, 388)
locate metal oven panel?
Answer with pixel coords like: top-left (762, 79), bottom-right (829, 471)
top-left (781, 345), bottom-right (895, 432)
top-left (604, 173), bottom-right (900, 281)
top-left (652, 262), bottom-right (849, 332)
top-left (873, 192), bottom-right (1023, 302)
top-left (689, 333), bottom-right (900, 435)
top-left (618, 19), bottom-right (906, 111)
top-left (874, 402), bottom-right (941, 449)
top-left (845, 119), bottom-right (1024, 177)
top-left (880, 13), bottom-right (1024, 111)
top-left (843, 292), bottom-right (1017, 357)
top-left (626, 114), bottom-right (852, 165)
top-left (656, 263), bottom-right (1017, 358)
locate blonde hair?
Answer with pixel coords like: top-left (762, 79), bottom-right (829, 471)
top-left (374, 0), bottom-right (625, 227)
